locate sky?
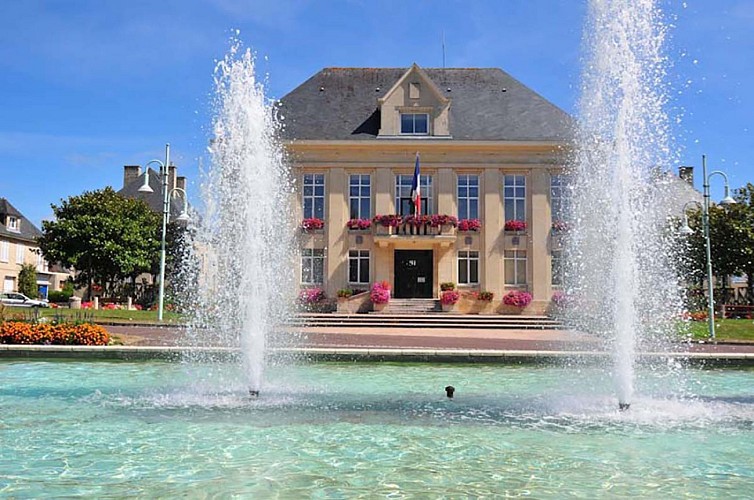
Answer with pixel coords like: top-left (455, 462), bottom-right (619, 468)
top-left (0, 0), bottom-right (752, 226)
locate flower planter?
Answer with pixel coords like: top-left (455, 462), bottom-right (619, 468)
top-left (336, 296), bottom-right (352, 314)
top-left (498, 304), bottom-right (524, 315)
top-left (441, 302), bottom-right (455, 313)
top-left (373, 302), bottom-right (388, 313)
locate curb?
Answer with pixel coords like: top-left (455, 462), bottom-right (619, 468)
top-left (1, 345), bottom-right (753, 366)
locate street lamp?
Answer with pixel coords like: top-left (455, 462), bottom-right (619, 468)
top-left (679, 154), bottom-right (735, 339)
top-left (137, 143), bottom-right (191, 321)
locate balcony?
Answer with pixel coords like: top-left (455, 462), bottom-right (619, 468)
top-left (372, 216), bottom-right (457, 249)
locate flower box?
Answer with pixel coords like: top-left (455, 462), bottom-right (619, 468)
top-left (347, 218), bottom-right (372, 231)
top-left (458, 219), bottom-right (481, 232)
top-left (302, 217), bottom-right (324, 232)
top-left (504, 220), bottom-right (527, 232)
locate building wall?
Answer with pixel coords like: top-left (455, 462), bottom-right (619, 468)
top-left (290, 140), bottom-right (566, 313)
top-left (0, 235), bottom-right (69, 296)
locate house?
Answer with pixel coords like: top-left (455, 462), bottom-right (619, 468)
top-left (117, 164), bottom-right (188, 218)
top-left (0, 198), bottom-right (70, 298)
top-left (278, 64), bottom-right (573, 313)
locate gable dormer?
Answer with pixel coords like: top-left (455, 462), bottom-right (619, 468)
top-left (377, 63), bottom-right (451, 138)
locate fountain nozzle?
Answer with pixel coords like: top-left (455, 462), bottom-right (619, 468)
top-left (249, 389), bottom-right (260, 398)
top-left (618, 402), bottom-right (630, 411)
top-left (445, 386), bottom-right (455, 398)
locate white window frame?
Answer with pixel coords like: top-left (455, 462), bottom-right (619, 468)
top-left (457, 174), bottom-right (479, 220)
top-left (349, 174), bottom-right (371, 220)
top-left (550, 174), bottom-right (565, 223)
top-left (458, 250), bottom-right (479, 285)
top-left (400, 113), bottom-right (429, 135)
top-left (16, 243), bottom-right (24, 264)
top-left (348, 250), bottom-right (370, 284)
top-left (504, 175), bottom-right (526, 222)
top-left (7, 216), bottom-right (20, 232)
top-left (0, 241), bottom-right (9, 263)
top-left (551, 250), bottom-right (563, 286)
top-left (395, 175), bottom-right (433, 215)
top-left (301, 248), bottom-right (325, 285)
top-left (302, 173), bottom-right (325, 220)
top-left (36, 250), bottom-right (48, 273)
top-left (504, 250), bottom-right (527, 285)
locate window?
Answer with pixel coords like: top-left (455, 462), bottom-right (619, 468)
top-left (301, 248), bottom-right (324, 284)
top-left (551, 250), bottom-right (563, 286)
top-left (36, 251), bottom-right (48, 273)
top-left (16, 243), bottom-right (24, 264)
top-left (457, 175), bottom-right (479, 220)
top-left (348, 250), bottom-right (370, 284)
top-left (504, 175), bottom-right (526, 222)
top-left (550, 174), bottom-right (566, 223)
top-left (458, 251), bottom-right (479, 285)
top-left (7, 216), bottom-right (19, 232)
top-left (349, 175), bottom-right (371, 219)
top-left (303, 174), bottom-right (325, 219)
top-left (400, 113), bottom-right (429, 135)
top-left (504, 250), bottom-right (527, 285)
top-left (0, 241), bottom-right (8, 263)
top-left (395, 175), bottom-right (432, 215)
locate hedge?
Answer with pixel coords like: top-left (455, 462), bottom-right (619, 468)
top-left (0, 322), bottom-right (110, 346)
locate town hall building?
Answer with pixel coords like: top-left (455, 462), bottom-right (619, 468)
top-left (279, 64), bottom-right (573, 313)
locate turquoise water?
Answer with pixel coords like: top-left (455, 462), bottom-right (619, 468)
top-left (1, 361), bottom-right (753, 497)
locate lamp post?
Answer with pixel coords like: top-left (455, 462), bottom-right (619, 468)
top-left (679, 155), bottom-right (736, 339)
top-left (138, 144), bottom-right (190, 321)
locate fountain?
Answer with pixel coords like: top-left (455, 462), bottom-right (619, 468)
top-left (565, 0), bottom-right (685, 410)
top-left (1, 3), bottom-right (753, 497)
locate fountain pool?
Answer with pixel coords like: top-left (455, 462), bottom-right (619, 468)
top-left (2, 360), bottom-right (752, 497)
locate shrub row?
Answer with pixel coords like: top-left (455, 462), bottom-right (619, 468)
top-left (0, 321), bottom-right (110, 346)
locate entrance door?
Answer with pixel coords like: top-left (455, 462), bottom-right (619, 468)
top-left (394, 250), bottom-right (433, 298)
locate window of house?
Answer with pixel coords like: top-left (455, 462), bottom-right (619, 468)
top-left (7, 216), bottom-right (19, 232)
top-left (16, 243), bottom-right (24, 264)
top-left (400, 113), bottom-right (429, 135)
top-left (303, 174), bottom-right (325, 219)
top-left (36, 250), bottom-right (48, 273)
top-left (457, 175), bottom-right (479, 220)
top-left (550, 174), bottom-right (566, 223)
top-left (504, 250), bottom-right (527, 285)
top-left (458, 250), bottom-right (479, 285)
top-left (395, 175), bottom-right (432, 215)
top-left (504, 175), bottom-right (526, 222)
top-left (0, 241), bottom-right (9, 263)
top-left (348, 250), bottom-right (370, 284)
top-left (301, 248), bottom-right (324, 284)
top-left (349, 175), bottom-right (371, 219)
top-left (551, 250), bottom-right (563, 286)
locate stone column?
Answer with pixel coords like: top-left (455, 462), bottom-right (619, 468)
top-left (529, 168), bottom-right (551, 308)
top-left (482, 169), bottom-right (503, 295)
top-left (326, 168), bottom-right (347, 297)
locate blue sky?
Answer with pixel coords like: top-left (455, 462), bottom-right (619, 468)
top-left (0, 0), bottom-right (751, 226)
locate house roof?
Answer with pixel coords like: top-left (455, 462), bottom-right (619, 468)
top-left (117, 168), bottom-right (188, 218)
top-left (277, 67), bottom-right (574, 142)
top-left (0, 197), bottom-right (43, 242)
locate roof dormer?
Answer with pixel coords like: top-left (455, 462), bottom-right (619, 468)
top-left (377, 63), bottom-right (451, 138)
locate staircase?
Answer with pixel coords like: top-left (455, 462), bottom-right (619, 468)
top-left (289, 312), bottom-right (563, 331)
top-left (377, 299), bottom-right (439, 314)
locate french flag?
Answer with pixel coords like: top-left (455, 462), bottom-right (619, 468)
top-left (410, 153), bottom-right (421, 215)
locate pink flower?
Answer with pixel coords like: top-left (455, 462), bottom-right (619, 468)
top-left (504, 220), bottom-right (527, 232)
top-left (370, 281), bottom-right (391, 304)
top-left (440, 290), bottom-right (460, 305)
top-left (458, 219), bottom-right (481, 232)
top-left (503, 290), bottom-right (533, 307)
top-left (302, 218), bottom-right (324, 231)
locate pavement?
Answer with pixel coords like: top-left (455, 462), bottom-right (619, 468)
top-left (106, 324), bottom-right (754, 355)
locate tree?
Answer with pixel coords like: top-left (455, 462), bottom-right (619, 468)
top-left (731, 183), bottom-right (754, 304)
top-left (37, 187), bottom-right (161, 299)
top-left (17, 263), bottom-right (38, 298)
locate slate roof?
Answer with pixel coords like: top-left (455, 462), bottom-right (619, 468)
top-left (0, 198), bottom-right (43, 243)
top-left (117, 168), bottom-right (187, 218)
top-left (277, 67), bottom-right (574, 142)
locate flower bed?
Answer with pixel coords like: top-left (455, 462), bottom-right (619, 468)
top-left (503, 290), bottom-right (533, 308)
top-left (370, 281), bottom-right (391, 304)
top-left (0, 321), bottom-right (110, 345)
top-left (440, 290), bottom-right (460, 305)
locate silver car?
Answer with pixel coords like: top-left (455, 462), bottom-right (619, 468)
top-left (0, 292), bottom-right (49, 308)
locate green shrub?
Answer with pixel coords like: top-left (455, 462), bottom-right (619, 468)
top-left (48, 290), bottom-right (74, 303)
top-left (440, 282), bottom-right (456, 291)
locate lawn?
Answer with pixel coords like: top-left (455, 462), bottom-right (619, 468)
top-left (685, 318), bottom-right (754, 341)
top-left (1, 307), bottom-right (184, 325)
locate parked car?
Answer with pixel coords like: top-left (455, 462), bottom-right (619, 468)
top-left (0, 292), bottom-right (49, 308)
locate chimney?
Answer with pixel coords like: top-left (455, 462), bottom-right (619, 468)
top-left (168, 165), bottom-right (177, 192)
top-left (123, 165), bottom-right (142, 188)
top-left (176, 176), bottom-right (186, 192)
top-left (678, 166), bottom-right (694, 186)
